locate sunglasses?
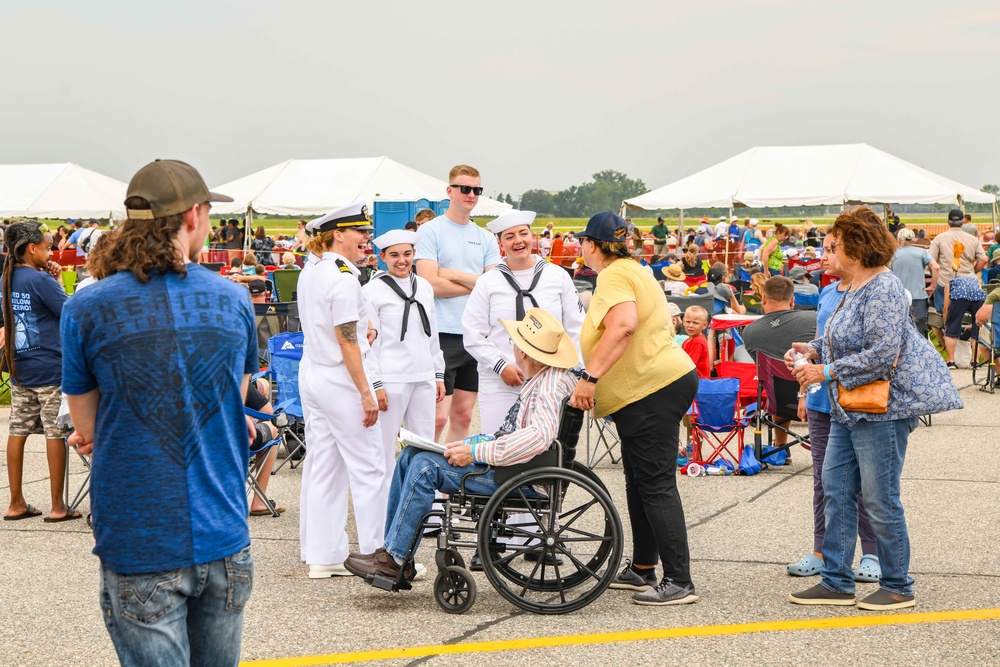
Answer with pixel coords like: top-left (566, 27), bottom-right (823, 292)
top-left (450, 184), bottom-right (484, 196)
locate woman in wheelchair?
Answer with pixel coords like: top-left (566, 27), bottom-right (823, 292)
top-left (344, 308), bottom-right (579, 583)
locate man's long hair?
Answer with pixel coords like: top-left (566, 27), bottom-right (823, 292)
top-left (88, 197), bottom-right (188, 283)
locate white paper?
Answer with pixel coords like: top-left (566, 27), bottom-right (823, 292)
top-left (398, 428), bottom-right (447, 455)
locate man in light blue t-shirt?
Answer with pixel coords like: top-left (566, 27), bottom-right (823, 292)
top-left (891, 228), bottom-right (938, 337)
top-left (415, 165), bottom-right (500, 441)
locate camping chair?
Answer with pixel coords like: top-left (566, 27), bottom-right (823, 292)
top-left (742, 293), bottom-right (762, 314)
top-left (63, 444), bottom-right (92, 515)
top-left (264, 331), bottom-right (307, 472)
top-left (689, 378), bottom-right (755, 466)
top-left (972, 302), bottom-right (1000, 394)
top-left (272, 268), bottom-right (301, 303)
top-left (716, 360), bottom-right (759, 408)
top-left (793, 292), bottom-right (820, 311)
top-left (254, 302), bottom-right (300, 366)
top-left (584, 412), bottom-right (621, 468)
top-left (244, 406), bottom-right (284, 517)
top-left (754, 353), bottom-right (811, 462)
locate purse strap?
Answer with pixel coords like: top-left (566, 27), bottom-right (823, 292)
top-left (826, 285), bottom-right (902, 380)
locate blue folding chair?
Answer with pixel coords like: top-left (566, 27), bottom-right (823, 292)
top-left (972, 302), bottom-right (1000, 394)
top-left (690, 378), bottom-right (756, 466)
top-left (264, 331), bottom-right (306, 472)
top-left (793, 292), bottom-right (820, 311)
top-left (244, 405), bottom-right (285, 517)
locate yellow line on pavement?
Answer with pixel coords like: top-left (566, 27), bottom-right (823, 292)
top-left (241, 607), bottom-right (1000, 667)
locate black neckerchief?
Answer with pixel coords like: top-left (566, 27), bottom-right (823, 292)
top-left (378, 273), bottom-right (430, 340)
top-left (496, 259), bottom-right (545, 320)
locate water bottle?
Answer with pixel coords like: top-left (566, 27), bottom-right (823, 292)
top-left (790, 350), bottom-right (822, 394)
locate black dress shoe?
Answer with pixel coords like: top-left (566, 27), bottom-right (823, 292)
top-left (469, 550), bottom-right (483, 571)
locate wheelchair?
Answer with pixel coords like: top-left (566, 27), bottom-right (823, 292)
top-left (361, 401), bottom-right (623, 615)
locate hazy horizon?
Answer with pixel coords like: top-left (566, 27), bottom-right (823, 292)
top-left (3, 1), bottom-right (999, 199)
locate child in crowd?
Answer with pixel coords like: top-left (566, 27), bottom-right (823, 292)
top-left (681, 305), bottom-right (711, 379)
top-left (1, 221), bottom-right (77, 522)
top-left (678, 304), bottom-right (710, 464)
top-left (242, 252), bottom-right (259, 276)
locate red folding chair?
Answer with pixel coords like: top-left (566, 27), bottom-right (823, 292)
top-left (716, 360), bottom-right (759, 408)
top-left (754, 353), bottom-right (811, 461)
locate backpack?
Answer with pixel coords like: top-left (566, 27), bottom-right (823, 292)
top-left (79, 228), bottom-right (100, 254)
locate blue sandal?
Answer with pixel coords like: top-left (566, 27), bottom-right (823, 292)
top-left (853, 554), bottom-right (881, 583)
top-left (786, 553), bottom-right (823, 577)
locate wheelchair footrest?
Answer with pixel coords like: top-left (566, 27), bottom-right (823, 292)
top-left (366, 573), bottom-right (411, 592)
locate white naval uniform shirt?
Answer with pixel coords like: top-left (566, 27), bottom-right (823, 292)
top-left (461, 257), bottom-right (585, 379)
top-left (363, 271), bottom-right (445, 384)
top-left (297, 251), bottom-right (375, 372)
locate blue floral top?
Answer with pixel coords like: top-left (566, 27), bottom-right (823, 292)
top-left (948, 275), bottom-right (987, 302)
top-left (809, 272), bottom-right (963, 425)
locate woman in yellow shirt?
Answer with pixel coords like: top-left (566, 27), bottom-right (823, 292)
top-left (570, 211), bottom-right (699, 607)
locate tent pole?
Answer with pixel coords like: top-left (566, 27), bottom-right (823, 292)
top-left (679, 209), bottom-right (684, 235)
top-left (726, 207), bottom-right (732, 270)
top-left (245, 206), bottom-right (253, 256)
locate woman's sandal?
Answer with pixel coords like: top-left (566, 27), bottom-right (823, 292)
top-left (786, 553), bottom-right (823, 577)
top-left (853, 554), bottom-right (881, 583)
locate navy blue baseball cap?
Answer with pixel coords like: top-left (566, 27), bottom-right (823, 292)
top-left (576, 211), bottom-right (629, 242)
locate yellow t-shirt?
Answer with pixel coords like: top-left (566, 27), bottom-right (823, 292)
top-left (580, 259), bottom-right (695, 418)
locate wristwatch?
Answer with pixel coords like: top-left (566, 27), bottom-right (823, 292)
top-left (796, 391), bottom-right (807, 398)
top-left (581, 370), bottom-right (599, 384)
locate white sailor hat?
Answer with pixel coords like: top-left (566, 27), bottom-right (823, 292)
top-left (486, 209), bottom-right (536, 235)
top-left (373, 229), bottom-right (420, 251)
top-left (306, 200), bottom-right (375, 235)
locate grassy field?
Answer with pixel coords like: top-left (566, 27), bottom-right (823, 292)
top-left (244, 215), bottom-right (980, 237)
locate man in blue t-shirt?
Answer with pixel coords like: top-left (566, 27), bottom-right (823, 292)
top-left (61, 159), bottom-right (256, 666)
top-left (415, 164), bottom-right (500, 441)
top-left (66, 219), bottom-right (85, 256)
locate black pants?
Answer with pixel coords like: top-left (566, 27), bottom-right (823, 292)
top-left (612, 370), bottom-right (699, 586)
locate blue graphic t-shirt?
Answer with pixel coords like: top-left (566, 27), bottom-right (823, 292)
top-left (61, 265), bottom-right (258, 574)
top-left (0, 266), bottom-right (68, 387)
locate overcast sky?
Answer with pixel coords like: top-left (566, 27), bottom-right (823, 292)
top-left (3, 0), bottom-right (999, 199)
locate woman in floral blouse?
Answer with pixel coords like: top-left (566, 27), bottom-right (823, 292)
top-left (786, 206), bottom-right (961, 612)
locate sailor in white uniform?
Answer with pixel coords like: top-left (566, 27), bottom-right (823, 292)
top-left (297, 201), bottom-right (388, 579)
top-left (461, 210), bottom-right (585, 433)
top-left (363, 229), bottom-right (446, 478)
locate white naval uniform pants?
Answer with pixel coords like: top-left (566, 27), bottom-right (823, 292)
top-left (378, 380), bottom-right (437, 478)
top-left (477, 374), bottom-right (521, 436)
top-left (299, 362), bottom-right (387, 566)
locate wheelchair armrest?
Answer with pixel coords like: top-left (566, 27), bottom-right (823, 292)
top-left (493, 447), bottom-right (560, 486)
top-left (458, 464), bottom-right (494, 497)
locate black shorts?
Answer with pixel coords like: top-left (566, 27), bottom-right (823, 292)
top-left (246, 378), bottom-right (269, 411)
top-left (439, 333), bottom-right (479, 396)
top-left (945, 298), bottom-right (983, 338)
top-left (251, 422), bottom-right (272, 451)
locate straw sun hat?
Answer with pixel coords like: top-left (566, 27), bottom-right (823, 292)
top-left (499, 308), bottom-right (579, 369)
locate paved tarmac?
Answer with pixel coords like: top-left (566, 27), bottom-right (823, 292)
top-left (1, 369), bottom-right (998, 666)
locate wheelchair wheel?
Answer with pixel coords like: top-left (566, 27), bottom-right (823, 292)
top-left (478, 467), bottom-right (622, 614)
top-left (433, 566), bottom-right (477, 614)
top-left (435, 548), bottom-right (466, 570)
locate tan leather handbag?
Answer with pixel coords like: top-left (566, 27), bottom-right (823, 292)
top-left (827, 294), bottom-right (901, 414)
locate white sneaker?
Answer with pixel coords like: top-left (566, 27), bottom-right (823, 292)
top-left (308, 563), bottom-right (352, 579)
top-left (412, 563), bottom-right (427, 581)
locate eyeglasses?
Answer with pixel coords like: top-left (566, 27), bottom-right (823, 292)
top-left (828, 241), bottom-right (838, 252)
top-left (450, 184), bottom-right (484, 196)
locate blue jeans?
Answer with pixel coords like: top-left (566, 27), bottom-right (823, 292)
top-left (384, 447), bottom-right (503, 560)
top-left (99, 547), bottom-right (253, 667)
top-left (821, 418), bottom-right (917, 596)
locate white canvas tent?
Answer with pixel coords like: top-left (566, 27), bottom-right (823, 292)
top-left (0, 163), bottom-right (128, 219)
top-left (625, 144), bottom-right (997, 212)
top-left (210, 157), bottom-right (512, 220)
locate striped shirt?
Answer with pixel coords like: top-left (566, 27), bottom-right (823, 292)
top-left (477, 366), bottom-right (576, 467)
